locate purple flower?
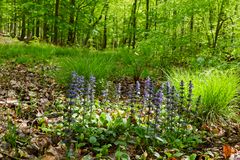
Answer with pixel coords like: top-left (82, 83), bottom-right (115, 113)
top-left (116, 83), bottom-right (121, 100)
top-left (89, 75), bottom-right (96, 103)
top-left (128, 84), bottom-right (134, 102)
top-left (144, 77), bottom-right (151, 102)
top-left (153, 90), bottom-right (163, 106)
top-left (136, 81), bottom-right (140, 96)
top-left (187, 80), bottom-right (193, 107)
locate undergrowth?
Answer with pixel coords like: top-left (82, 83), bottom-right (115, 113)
top-left (167, 69), bottom-right (240, 124)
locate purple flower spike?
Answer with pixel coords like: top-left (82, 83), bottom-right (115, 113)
top-left (116, 83), bottom-right (121, 100)
top-left (136, 81), bottom-right (141, 96)
top-left (144, 77), bottom-right (151, 101)
top-left (166, 81), bottom-right (171, 95)
top-left (89, 75), bottom-right (96, 103)
top-left (153, 90), bottom-right (163, 106)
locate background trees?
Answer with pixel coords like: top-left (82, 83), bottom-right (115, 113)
top-left (0, 0), bottom-right (239, 56)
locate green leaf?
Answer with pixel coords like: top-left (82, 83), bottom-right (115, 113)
top-left (82, 155), bottom-right (93, 160)
top-left (165, 152), bottom-right (172, 158)
top-left (89, 136), bottom-right (97, 144)
top-left (173, 152), bottom-right (184, 157)
top-left (115, 150), bottom-right (123, 160)
top-left (115, 150), bottom-right (130, 160)
top-left (189, 153), bottom-right (197, 160)
top-left (155, 136), bottom-right (167, 144)
top-left (153, 152), bottom-right (161, 158)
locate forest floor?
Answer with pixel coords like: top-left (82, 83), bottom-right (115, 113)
top-left (0, 63), bottom-right (240, 160)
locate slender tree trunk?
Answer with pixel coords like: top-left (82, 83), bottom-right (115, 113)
top-left (131, 0), bottom-right (138, 49)
top-left (20, 14), bottom-right (26, 40)
top-left (208, 1), bottom-right (214, 48)
top-left (190, 15), bottom-right (194, 39)
top-left (43, 17), bottom-right (49, 42)
top-left (154, 0), bottom-right (158, 30)
top-left (83, 4), bottom-right (105, 47)
top-left (10, 0), bottom-right (17, 37)
top-left (36, 19), bottom-right (40, 37)
top-left (145, 0), bottom-right (149, 38)
top-left (189, 14), bottom-right (194, 53)
top-left (73, 12), bottom-right (79, 44)
top-left (121, 12), bottom-right (127, 46)
top-left (172, 10), bottom-right (177, 52)
top-left (53, 0), bottom-right (60, 44)
top-left (27, 19), bottom-right (31, 39)
top-left (213, 0), bottom-right (226, 50)
top-left (67, 0), bottom-right (75, 45)
top-left (231, 4), bottom-right (238, 43)
top-left (102, 0), bottom-right (109, 49)
top-left (31, 19), bottom-right (35, 37)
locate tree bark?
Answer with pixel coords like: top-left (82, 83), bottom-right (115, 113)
top-left (102, 0), bottom-right (109, 49)
top-left (36, 19), bottom-right (40, 38)
top-left (20, 14), bottom-right (26, 40)
top-left (213, 0), bottom-right (226, 50)
top-left (53, 0), bottom-right (60, 44)
top-left (43, 17), bottom-right (49, 42)
top-left (145, 0), bottom-right (149, 38)
top-left (131, 0), bottom-right (138, 49)
top-left (67, 0), bottom-right (75, 45)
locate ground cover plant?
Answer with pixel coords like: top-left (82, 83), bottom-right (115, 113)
top-left (167, 69), bottom-right (240, 124)
top-left (61, 72), bottom-right (204, 159)
top-left (0, 34), bottom-right (239, 159)
top-left (1, 61), bottom-right (239, 159)
top-left (0, 0), bottom-right (240, 158)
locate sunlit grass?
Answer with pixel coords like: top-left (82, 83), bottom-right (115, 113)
top-left (168, 69), bottom-right (240, 124)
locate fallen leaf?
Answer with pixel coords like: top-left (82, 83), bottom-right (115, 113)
top-left (223, 144), bottom-right (236, 159)
top-left (41, 154), bottom-right (57, 160)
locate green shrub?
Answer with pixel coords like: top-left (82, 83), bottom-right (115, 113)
top-left (168, 69), bottom-right (239, 124)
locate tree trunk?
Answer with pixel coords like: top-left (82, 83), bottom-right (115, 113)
top-left (36, 19), bottom-right (40, 37)
top-left (43, 17), bottom-right (49, 42)
top-left (83, 4), bottom-right (105, 47)
top-left (20, 14), bottom-right (26, 40)
top-left (67, 0), bottom-right (75, 45)
top-left (145, 0), bottom-right (149, 38)
top-left (213, 0), bottom-right (226, 50)
top-left (154, 0), bottom-right (158, 30)
top-left (11, 0), bottom-right (17, 37)
top-left (53, 0), bottom-right (60, 44)
top-left (131, 0), bottom-right (138, 49)
top-left (102, 0), bottom-right (109, 49)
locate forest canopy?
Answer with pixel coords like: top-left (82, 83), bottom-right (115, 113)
top-left (0, 0), bottom-right (239, 57)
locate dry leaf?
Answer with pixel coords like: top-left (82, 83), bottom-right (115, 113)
top-left (41, 154), bottom-right (57, 160)
top-left (223, 144), bottom-right (236, 159)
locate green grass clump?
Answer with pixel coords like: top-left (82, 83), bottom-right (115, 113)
top-left (54, 48), bottom-right (158, 84)
top-left (0, 43), bottom-right (160, 83)
top-left (55, 52), bottom-right (120, 83)
top-left (0, 43), bottom-right (56, 63)
top-left (168, 69), bottom-right (239, 124)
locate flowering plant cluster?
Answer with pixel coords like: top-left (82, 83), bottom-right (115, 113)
top-left (63, 72), bottom-right (203, 154)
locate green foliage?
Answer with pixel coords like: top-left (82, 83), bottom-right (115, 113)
top-left (44, 74), bottom-right (207, 159)
top-left (55, 52), bottom-right (118, 82)
top-left (3, 120), bottom-right (18, 148)
top-left (168, 69), bottom-right (240, 123)
top-left (54, 48), bottom-right (161, 84)
top-left (0, 43), bottom-right (56, 63)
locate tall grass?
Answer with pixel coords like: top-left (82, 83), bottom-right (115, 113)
top-left (55, 50), bottom-right (142, 81)
top-left (0, 43), bottom-right (56, 62)
top-left (168, 69), bottom-right (240, 124)
top-left (54, 52), bottom-right (121, 83)
top-left (0, 42), bottom-right (179, 86)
